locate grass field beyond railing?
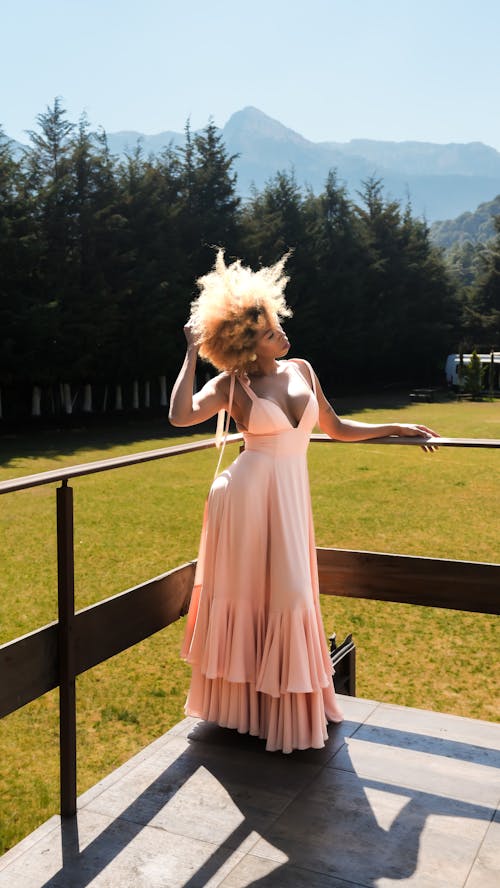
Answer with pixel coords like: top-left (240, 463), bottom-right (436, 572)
top-left (0, 397), bottom-right (499, 854)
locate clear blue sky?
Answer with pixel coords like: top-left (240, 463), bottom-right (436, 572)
top-left (2, 0), bottom-right (500, 150)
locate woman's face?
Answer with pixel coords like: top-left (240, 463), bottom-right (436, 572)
top-left (254, 321), bottom-right (290, 361)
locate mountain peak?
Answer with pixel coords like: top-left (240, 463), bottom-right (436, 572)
top-left (223, 106), bottom-right (309, 145)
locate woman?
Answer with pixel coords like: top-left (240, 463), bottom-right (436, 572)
top-left (169, 251), bottom-right (437, 753)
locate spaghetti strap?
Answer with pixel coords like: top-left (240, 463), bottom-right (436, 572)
top-left (290, 358), bottom-right (317, 396)
top-left (214, 373), bottom-right (235, 479)
top-left (236, 372), bottom-right (258, 400)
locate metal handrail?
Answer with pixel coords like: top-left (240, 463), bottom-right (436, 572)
top-left (1, 434), bottom-right (498, 495)
top-left (0, 435), bottom-right (238, 494)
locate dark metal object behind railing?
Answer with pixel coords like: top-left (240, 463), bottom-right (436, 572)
top-left (330, 633), bottom-right (356, 696)
top-left (1, 434), bottom-right (499, 819)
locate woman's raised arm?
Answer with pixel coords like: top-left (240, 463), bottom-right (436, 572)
top-left (168, 323), bottom-right (227, 427)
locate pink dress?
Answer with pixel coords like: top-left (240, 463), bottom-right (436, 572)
top-left (181, 359), bottom-right (343, 753)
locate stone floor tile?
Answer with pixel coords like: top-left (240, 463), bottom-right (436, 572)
top-left (336, 694), bottom-right (379, 723)
top-left (0, 816), bottom-right (61, 872)
top-left (77, 727), bottom-right (183, 809)
top-left (165, 715), bottom-right (200, 738)
top-left (83, 733), bottom-right (320, 854)
top-left (219, 853), bottom-right (364, 887)
top-left (249, 765), bottom-right (492, 888)
top-left (329, 733), bottom-right (500, 807)
top-left (0, 809), bottom-right (245, 888)
top-left (365, 702), bottom-right (500, 742)
top-left (463, 809), bottom-right (500, 888)
top-left (350, 720), bottom-right (500, 770)
top-left (363, 702), bottom-right (500, 760)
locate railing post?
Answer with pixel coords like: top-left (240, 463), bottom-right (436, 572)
top-left (57, 481), bottom-right (77, 817)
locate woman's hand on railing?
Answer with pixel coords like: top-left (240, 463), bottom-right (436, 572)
top-left (395, 424), bottom-right (440, 452)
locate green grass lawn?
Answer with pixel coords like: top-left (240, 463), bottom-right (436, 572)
top-left (0, 397), bottom-right (499, 853)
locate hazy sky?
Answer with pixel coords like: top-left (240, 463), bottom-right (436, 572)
top-left (2, 0), bottom-right (500, 149)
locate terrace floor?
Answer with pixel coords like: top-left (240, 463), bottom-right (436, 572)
top-left (1, 695), bottom-right (499, 887)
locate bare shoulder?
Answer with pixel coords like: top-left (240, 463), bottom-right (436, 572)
top-left (287, 357), bottom-right (309, 372)
top-left (287, 357), bottom-right (316, 387)
top-left (203, 371), bottom-right (231, 395)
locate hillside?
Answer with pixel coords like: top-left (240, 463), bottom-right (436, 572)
top-left (430, 194), bottom-right (500, 248)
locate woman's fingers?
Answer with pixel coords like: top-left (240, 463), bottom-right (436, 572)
top-left (414, 424), bottom-right (440, 438)
top-left (397, 423), bottom-right (439, 452)
top-left (183, 321), bottom-right (199, 348)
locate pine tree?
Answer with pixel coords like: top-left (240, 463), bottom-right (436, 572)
top-left (240, 169), bottom-right (319, 365)
top-left (465, 217), bottom-right (500, 346)
top-left (23, 98), bottom-right (76, 409)
top-left (463, 348), bottom-right (484, 399)
top-left (0, 128), bottom-right (40, 417)
top-left (177, 119), bottom-right (241, 279)
top-left (355, 177), bottom-right (457, 384)
top-left (305, 170), bottom-right (367, 385)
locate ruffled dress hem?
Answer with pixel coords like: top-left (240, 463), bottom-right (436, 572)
top-left (184, 673), bottom-right (343, 754)
top-left (182, 589), bottom-right (344, 753)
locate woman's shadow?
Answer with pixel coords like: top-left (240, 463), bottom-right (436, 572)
top-left (40, 702), bottom-right (498, 887)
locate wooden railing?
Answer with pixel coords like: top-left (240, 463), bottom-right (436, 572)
top-left (1, 434), bottom-right (499, 820)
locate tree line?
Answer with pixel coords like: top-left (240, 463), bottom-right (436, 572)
top-left (0, 99), bottom-right (498, 421)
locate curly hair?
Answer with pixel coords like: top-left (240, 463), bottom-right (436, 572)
top-left (189, 250), bottom-right (293, 373)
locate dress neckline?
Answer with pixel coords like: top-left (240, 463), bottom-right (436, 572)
top-left (250, 392), bottom-right (313, 429)
top-left (240, 361), bottom-right (314, 430)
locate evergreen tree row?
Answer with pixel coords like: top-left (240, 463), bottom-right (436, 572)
top-left (0, 100), bottom-right (497, 421)
top-left (443, 227), bottom-right (500, 349)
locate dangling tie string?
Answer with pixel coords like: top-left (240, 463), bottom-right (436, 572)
top-left (214, 373), bottom-right (235, 479)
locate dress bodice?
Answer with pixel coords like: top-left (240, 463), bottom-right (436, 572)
top-left (237, 360), bottom-right (319, 456)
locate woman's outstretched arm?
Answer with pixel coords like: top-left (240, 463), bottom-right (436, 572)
top-left (297, 360), bottom-right (439, 447)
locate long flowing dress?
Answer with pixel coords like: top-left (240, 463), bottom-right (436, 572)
top-left (181, 359), bottom-right (344, 753)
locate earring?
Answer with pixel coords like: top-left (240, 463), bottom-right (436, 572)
top-left (250, 353), bottom-right (257, 362)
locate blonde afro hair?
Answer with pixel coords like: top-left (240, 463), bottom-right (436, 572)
top-left (189, 249), bottom-right (293, 372)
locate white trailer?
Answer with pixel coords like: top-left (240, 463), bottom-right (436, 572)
top-left (445, 352), bottom-right (500, 388)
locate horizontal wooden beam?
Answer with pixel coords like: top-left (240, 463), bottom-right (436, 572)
top-left (317, 548), bottom-right (500, 614)
top-left (0, 622), bottom-right (58, 719)
top-left (75, 562), bottom-right (195, 674)
top-left (1, 550), bottom-right (498, 720)
top-left (0, 562), bottom-right (195, 719)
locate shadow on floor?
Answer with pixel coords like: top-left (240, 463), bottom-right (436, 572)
top-left (38, 714), bottom-right (498, 888)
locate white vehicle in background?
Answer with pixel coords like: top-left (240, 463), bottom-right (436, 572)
top-left (445, 352), bottom-right (500, 389)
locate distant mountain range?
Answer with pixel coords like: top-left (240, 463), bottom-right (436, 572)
top-left (9, 106), bottom-right (500, 224)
